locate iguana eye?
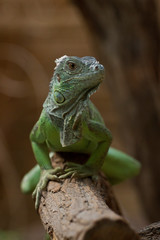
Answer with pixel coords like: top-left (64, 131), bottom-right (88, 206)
top-left (65, 59), bottom-right (81, 74)
top-left (68, 61), bottom-right (77, 70)
top-left (54, 91), bottom-right (65, 103)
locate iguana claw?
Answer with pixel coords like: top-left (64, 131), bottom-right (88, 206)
top-left (59, 162), bottom-right (98, 180)
top-left (32, 167), bottom-right (62, 210)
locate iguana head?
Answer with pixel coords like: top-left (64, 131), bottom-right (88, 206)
top-left (52, 55), bottom-right (104, 104)
top-left (44, 55), bottom-right (104, 117)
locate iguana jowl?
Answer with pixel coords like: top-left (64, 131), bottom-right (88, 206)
top-left (21, 55), bottom-right (140, 209)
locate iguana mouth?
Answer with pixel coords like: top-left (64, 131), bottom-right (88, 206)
top-left (84, 75), bottom-right (104, 98)
top-left (66, 75), bottom-right (104, 112)
top-left (62, 71), bottom-right (104, 84)
top-left (87, 81), bottom-right (102, 97)
top-left (74, 80), bottom-right (102, 105)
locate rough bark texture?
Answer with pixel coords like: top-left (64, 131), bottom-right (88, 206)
top-left (72, 0), bottom-right (160, 222)
top-left (38, 153), bottom-right (139, 240)
top-left (139, 222), bottom-right (160, 240)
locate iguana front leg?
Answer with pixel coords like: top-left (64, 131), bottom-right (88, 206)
top-left (30, 123), bottom-right (62, 209)
top-left (60, 120), bottom-right (112, 179)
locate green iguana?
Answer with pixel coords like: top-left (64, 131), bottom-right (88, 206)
top-left (21, 55), bottom-right (141, 209)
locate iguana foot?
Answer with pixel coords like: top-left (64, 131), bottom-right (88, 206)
top-left (59, 162), bottom-right (98, 180)
top-left (32, 167), bottom-right (62, 210)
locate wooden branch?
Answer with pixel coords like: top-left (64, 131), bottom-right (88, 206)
top-left (38, 153), bottom-right (139, 240)
top-left (139, 222), bottom-right (160, 240)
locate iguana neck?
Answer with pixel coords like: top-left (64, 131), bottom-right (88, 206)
top-left (43, 90), bottom-right (88, 119)
top-left (43, 90), bottom-right (90, 147)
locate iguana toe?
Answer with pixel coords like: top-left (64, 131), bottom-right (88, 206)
top-left (59, 162), bottom-right (97, 180)
top-left (32, 167), bottom-right (63, 210)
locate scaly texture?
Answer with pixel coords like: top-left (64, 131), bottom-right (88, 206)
top-left (21, 55), bottom-right (141, 210)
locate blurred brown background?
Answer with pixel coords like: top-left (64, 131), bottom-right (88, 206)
top-left (0, 0), bottom-right (159, 239)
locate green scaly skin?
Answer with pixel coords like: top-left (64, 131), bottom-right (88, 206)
top-left (21, 55), bottom-right (141, 210)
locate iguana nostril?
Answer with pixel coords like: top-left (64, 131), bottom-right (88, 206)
top-left (99, 64), bottom-right (104, 71)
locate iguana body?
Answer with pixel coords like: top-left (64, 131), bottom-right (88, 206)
top-left (21, 56), bottom-right (140, 209)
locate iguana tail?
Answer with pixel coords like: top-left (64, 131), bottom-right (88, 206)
top-left (21, 164), bottom-right (40, 194)
top-left (102, 147), bottom-right (141, 184)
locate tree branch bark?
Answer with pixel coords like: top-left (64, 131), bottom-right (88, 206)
top-left (38, 153), bottom-right (139, 240)
top-left (139, 221), bottom-right (160, 240)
